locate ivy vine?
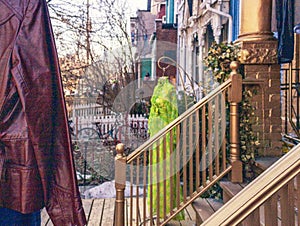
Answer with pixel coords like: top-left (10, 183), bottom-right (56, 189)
top-left (203, 42), bottom-right (240, 83)
top-left (203, 41), bottom-right (260, 180)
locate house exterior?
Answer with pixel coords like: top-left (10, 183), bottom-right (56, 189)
top-left (130, 9), bottom-right (156, 83)
top-left (131, 0), bottom-right (300, 156)
top-left (130, 0), bottom-right (178, 84)
top-left (115, 1), bottom-right (300, 225)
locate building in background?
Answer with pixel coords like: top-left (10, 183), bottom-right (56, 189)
top-left (130, 0), bottom-right (300, 156)
top-left (130, 0), bottom-right (177, 87)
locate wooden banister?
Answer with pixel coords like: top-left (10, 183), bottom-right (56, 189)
top-left (114, 143), bottom-right (126, 226)
top-left (203, 143), bottom-right (300, 225)
top-left (228, 61), bottom-right (243, 183)
top-left (114, 61), bottom-right (244, 225)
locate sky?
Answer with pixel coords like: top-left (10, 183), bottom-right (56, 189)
top-left (127, 0), bottom-right (148, 15)
top-left (48, 0), bottom-right (149, 56)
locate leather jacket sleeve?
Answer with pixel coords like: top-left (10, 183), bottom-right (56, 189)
top-left (0, 0), bottom-right (87, 225)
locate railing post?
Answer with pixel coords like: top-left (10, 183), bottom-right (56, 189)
top-left (114, 143), bottom-right (126, 226)
top-left (228, 61), bottom-right (243, 183)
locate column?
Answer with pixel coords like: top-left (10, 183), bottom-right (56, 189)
top-left (236, 0), bottom-right (282, 156)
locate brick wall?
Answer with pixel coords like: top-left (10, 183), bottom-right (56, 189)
top-left (243, 63), bottom-right (282, 156)
top-left (155, 21), bottom-right (178, 78)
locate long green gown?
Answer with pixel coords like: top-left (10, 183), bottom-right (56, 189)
top-left (147, 77), bottom-right (184, 220)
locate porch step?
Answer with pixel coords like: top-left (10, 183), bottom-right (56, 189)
top-left (220, 180), bottom-right (248, 203)
top-left (252, 156), bottom-right (280, 176)
top-left (192, 198), bottom-right (223, 225)
top-left (216, 158), bottom-right (297, 225)
top-left (191, 182), bottom-right (248, 225)
top-left (191, 158), bottom-right (280, 225)
top-left (192, 180), bottom-right (248, 225)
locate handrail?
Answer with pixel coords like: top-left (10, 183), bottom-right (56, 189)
top-left (127, 78), bottom-right (232, 163)
top-left (114, 61), bottom-right (243, 226)
top-left (203, 143), bottom-right (300, 225)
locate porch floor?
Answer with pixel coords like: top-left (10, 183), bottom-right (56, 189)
top-left (41, 198), bottom-right (196, 225)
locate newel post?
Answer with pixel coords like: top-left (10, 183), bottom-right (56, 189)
top-left (228, 61), bottom-right (243, 183)
top-left (114, 143), bottom-right (126, 226)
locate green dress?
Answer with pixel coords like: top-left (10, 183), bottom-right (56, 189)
top-left (147, 77), bottom-right (184, 220)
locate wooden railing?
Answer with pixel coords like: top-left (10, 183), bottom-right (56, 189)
top-left (202, 143), bottom-right (300, 226)
top-left (114, 62), bottom-right (243, 226)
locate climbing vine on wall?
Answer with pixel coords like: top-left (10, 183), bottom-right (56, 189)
top-left (203, 42), bottom-right (240, 83)
top-left (204, 41), bottom-right (260, 179)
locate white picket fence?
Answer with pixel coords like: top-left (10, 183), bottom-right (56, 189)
top-left (66, 98), bottom-right (149, 182)
top-left (68, 99), bottom-right (149, 147)
top-left (69, 98), bottom-right (110, 118)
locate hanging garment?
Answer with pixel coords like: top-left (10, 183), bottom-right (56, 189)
top-left (276, 0), bottom-right (294, 63)
top-left (0, 0), bottom-right (86, 225)
top-left (147, 77), bottom-right (184, 220)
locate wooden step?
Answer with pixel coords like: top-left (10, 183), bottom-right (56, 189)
top-left (252, 156), bottom-right (280, 176)
top-left (192, 181), bottom-right (247, 225)
top-left (220, 180), bottom-right (248, 203)
top-left (219, 157), bottom-right (279, 203)
top-left (192, 198), bottom-right (223, 226)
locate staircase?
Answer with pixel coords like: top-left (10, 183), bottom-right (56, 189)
top-left (114, 62), bottom-right (244, 226)
top-left (191, 66), bottom-right (300, 225)
top-left (195, 143), bottom-right (300, 225)
top-left (192, 152), bottom-right (299, 225)
top-left (113, 62), bottom-right (300, 225)
top-left (191, 160), bottom-right (275, 225)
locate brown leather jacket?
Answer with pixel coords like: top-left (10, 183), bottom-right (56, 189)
top-left (0, 0), bottom-right (87, 225)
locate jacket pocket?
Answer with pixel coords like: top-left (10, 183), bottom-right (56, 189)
top-left (0, 2), bottom-right (15, 25)
top-left (1, 163), bottom-right (44, 212)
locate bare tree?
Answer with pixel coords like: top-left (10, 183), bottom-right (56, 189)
top-left (48, 0), bottom-right (137, 106)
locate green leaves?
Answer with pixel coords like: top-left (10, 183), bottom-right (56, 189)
top-left (204, 42), bottom-right (241, 83)
top-left (204, 42), bottom-right (260, 180)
